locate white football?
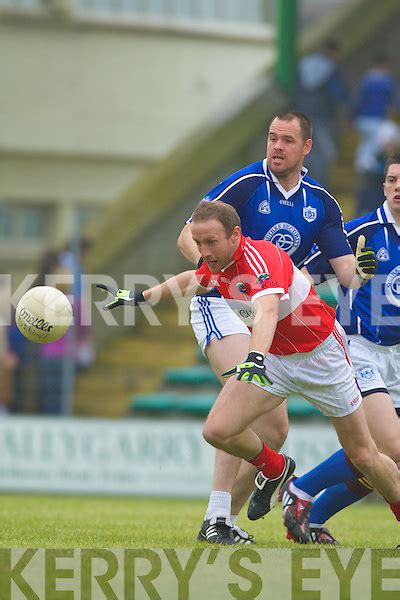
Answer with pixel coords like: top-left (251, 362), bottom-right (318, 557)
top-left (15, 286), bottom-right (73, 344)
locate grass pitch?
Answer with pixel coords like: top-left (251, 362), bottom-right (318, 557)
top-left (0, 494), bottom-right (397, 548)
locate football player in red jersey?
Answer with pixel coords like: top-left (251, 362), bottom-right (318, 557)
top-left (98, 200), bottom-right (400, 539)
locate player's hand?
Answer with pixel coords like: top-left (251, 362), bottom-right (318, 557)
top-left (221, 351), bottom-right (272, 386)
top-left (355, 235), bottom-right (377, 282)
top-left (96, 284), bottom-right (145, 310)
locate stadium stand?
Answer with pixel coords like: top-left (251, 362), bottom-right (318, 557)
top-left (73, 0), bottom-right (400, 418)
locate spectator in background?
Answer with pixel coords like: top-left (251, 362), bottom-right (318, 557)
top-left (36, 250), bottom-right (72, 414)
top-left (8, 318), bottom-right (31, 413)
top-left (352, 54), bottom-right (400, 177)
top-left (60, 237), bottom-right (91, 298)
top-left (293, 39), bottom-right (347, 187)
top-left (37, 242), bottom-right (95, 415)
top-left (0, 325), bottom-right (18, 415)
top-left (0, 289), bottom-right (18, 414)
top-left (60, 237), bottom-right (95, 370)
top-left (355, 120), bottom-right (400, 215)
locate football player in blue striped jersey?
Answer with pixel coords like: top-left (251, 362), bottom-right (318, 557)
top-left (282, 153), bottom-right (400, 544)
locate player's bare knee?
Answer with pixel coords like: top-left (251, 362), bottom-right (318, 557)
top-left (203, 420), bottom-right (227, 447)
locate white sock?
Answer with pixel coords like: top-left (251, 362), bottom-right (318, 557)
top-left (230, 515), bottom-right (238, 527)
top-left (290, 481), bottom-right (314, 502)
top-left (205, 491), bottom-right (232, 521)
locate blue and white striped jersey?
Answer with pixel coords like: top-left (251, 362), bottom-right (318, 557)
top-left (188, 159), bottom-right (352, 268)
top-left (305, 201), bottom-right (400, 346)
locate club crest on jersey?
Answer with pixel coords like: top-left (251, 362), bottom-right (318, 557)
top-left (385, 266), bottom-right (400, 307)
top-left (258, 200), bottom-right (271, 214)
top-left (256, 272), bottom-right (270, 283)
top-left (303, 205), bottom-right (317, 222)
top-left (358, 367), bottom-right (376, 381)
top-left (236, 282), bottom-right (248, 293)
top-left (376, 247), bottom-right (390, 261)
top-left (264, 222), bottom-right (301, 256)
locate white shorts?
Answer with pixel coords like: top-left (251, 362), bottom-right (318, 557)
top-left (259, 323), bottom-right (362, 418)
top-left (191, 299), bottom-right (361, 418)
top-left (190, 296), bottom-right (251, 353)
top-left (348, 335), bottom-right (400, 408)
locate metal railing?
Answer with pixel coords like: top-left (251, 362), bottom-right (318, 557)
top-left (77, 0), bottom-right (270, 25)
top-left (0, 0), bottom-right (43, 8)
top-left (0, 0), bottom-right (353, 29)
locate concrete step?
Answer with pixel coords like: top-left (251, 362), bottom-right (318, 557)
top-left (131, 392), bottom-right (321, 418)
top-left (73, 310), bottom-right (198, 416)
top-left (164, 365), bottom-right (219, 387)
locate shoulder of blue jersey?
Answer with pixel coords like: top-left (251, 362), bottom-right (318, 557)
top-left (202, 161), bottom-right (266, 205)
top-left (214, 160), bottom-right (265, 189)
top-left (302, 175), bottom-right (339, 203)
top-left (345, 209), bottom-right (381, 241)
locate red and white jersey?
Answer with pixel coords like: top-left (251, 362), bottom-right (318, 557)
top-left (196, 235), bottom-right (335, 355)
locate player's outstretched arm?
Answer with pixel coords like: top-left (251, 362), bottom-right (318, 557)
top-left (96, 285), bottom-right (144, 310)
top-left (97, 271), bottom-right (207, 310)
top-left (142, 270), bottom-right (206, 302)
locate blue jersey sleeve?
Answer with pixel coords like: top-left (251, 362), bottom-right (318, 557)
top-left (186, 162), bottom-right (265, 223)
top-left (304, 244), bottom-right (334, 281)
top-left (343, 227), bottom-right (360, 252)
top-left (315, 197), bottom-right (352, 259)
top-left (343, 213), bottom-right (381, 252)
top-left (202, 176), bottom-right (261, 210)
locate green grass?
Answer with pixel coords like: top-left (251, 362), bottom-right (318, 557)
top-left (0, 494), bottom-right (398, 548)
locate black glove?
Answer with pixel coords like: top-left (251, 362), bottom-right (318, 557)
top-left (96, 284), bottom-right (145, 310)
top-left (222, 351), bottom-right (272, 386)
top-left (355, 235), bottom-right (377, 282)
